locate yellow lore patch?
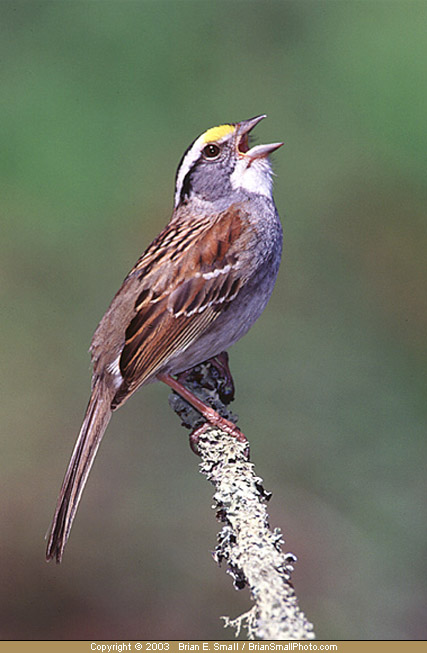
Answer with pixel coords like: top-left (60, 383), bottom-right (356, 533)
top-left (200, 123), bottom-right (235, 144)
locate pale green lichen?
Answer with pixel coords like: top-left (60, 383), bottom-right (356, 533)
top-left (197, 427), bottom-right (315, 641)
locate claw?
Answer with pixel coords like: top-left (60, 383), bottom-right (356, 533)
top-left (158, 371), bottom-right (249, 458)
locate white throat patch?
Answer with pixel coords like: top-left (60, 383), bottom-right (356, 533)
top-left (230, 157), bottom-right (274, 198)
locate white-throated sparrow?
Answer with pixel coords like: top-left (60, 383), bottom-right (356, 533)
top-left (46, 115), bottom-right (283, 562)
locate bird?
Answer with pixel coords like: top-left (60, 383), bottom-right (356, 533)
top-left (46, 114), bottom-right (283, 563)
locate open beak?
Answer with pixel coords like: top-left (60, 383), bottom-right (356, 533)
top-left (236, 114), bottom-right (283, 160)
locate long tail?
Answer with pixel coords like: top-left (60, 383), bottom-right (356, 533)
top-left (46, 377), bottom-right (114, 563)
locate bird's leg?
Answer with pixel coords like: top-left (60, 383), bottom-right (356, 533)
top-left (158, 371), bottom-right (247, 453)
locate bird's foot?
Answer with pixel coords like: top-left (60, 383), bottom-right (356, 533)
top-left (188, 421), bottom-right (249, 457)
top-left (159, 358), bottom-right (248, 457)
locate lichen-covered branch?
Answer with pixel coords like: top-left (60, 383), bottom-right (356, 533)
top-left (197, 426), bottom-right (315, 640)
top-left (168, 359), bottom-right (315, 640)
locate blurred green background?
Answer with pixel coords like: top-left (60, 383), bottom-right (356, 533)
top-left (1, 0), bottom-right (426, 641)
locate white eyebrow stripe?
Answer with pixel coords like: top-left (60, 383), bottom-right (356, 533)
top-left (174, 137), bottom-right (204, 208)
top-left (174, 126), bottom-right (237, 208)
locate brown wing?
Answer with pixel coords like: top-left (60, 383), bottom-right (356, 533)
top-left (111, 203), bottom-right (253, 407)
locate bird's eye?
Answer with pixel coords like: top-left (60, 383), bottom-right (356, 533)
top-left (202, 143), bottom-right (221, 159)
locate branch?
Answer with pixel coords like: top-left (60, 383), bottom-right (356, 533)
top-left (168, 361), bottom-right (316, 640)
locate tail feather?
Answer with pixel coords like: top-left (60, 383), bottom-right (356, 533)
top-left (46, 378), bottom-right (114, 563)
